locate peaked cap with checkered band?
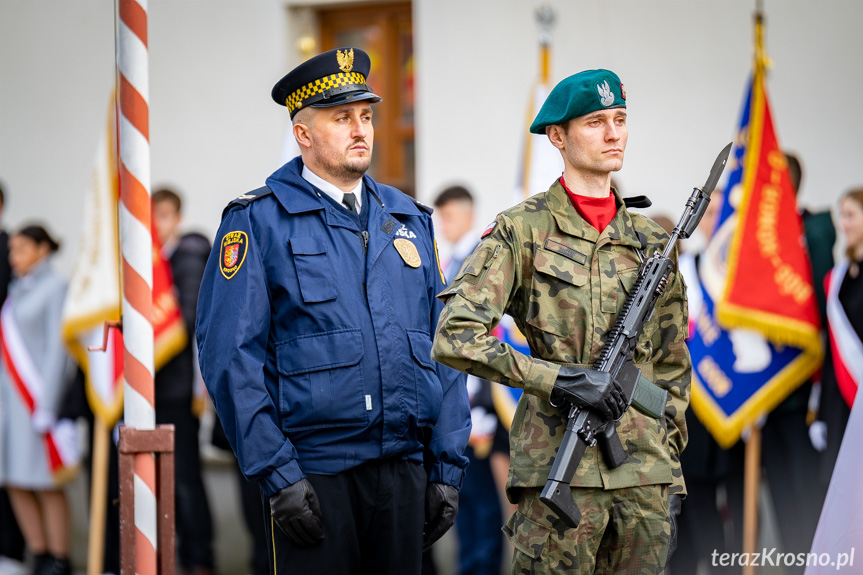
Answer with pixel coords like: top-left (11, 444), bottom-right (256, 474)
top-left (271, 47), bottom-right (382, 117)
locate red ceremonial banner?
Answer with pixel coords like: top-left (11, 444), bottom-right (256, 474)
top-left (151, 227), bottom-right (187, 370)
top-left (718, 75), bottom-right (821, 347)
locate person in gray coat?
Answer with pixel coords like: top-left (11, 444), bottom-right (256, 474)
top-left (0, 225), bottom-right (74, 575)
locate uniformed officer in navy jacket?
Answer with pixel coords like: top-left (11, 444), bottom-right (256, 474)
top-left (195, 47), bottom-right (471, 574)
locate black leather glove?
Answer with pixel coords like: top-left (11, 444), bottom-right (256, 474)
top-left (269, 478), bottom-right (324, 547)
top-left (422, 483), bottom-right (459, 551)
top-left (550, 366), bottom-right (627, 420)
top-left (667, 493), bottom-right (683, 560)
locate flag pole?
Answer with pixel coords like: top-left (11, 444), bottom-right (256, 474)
top-left (87, 417), bottom-right (110, 575)
top-left (520, 6), bottom-right (555, 202)
top-left (742, 7), bottom-right (766, 575)
top-left (743, 425), bottom-right (762, 575)
top-left (537, 5), bottom-right (552, 85)
top-left (115, 0), bottom-right (159, 573)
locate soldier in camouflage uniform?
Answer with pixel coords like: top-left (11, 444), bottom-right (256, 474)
top-left (432, 69), bottom-right (690, 575)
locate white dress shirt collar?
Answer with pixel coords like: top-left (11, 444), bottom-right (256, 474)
top-left (302, 165), bottom-right (363, 211)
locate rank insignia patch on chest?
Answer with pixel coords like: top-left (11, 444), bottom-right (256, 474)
top-left (394, 238), bottom-right (422, 268)
top-left (220, 231), bottom-right (248, 279)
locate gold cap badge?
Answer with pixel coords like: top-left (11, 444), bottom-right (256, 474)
top-left (337, 48), bottom-right (354, 73)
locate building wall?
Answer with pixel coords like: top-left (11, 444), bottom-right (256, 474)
top-left (1, 0), bottom-right (861, 275)
top-left (0, 0), bottom-right (289, 275)
top-left (415, 0), bottom-right (863, 253)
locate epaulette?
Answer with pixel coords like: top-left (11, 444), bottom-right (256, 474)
top-left (623, 195), bottom-right (652, 209)
top-left (411, 197), bottom-right (434, 215)
top-left (222, 186), bottom-right (273, 218)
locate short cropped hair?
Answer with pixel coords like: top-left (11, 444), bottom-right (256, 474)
top-left (434, 185), bottom-right (474, 208)
top-left (152, 187), bottom-right (182, 213)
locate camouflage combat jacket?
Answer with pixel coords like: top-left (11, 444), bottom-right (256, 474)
top-left (432, 181), bottom-right (690, 497)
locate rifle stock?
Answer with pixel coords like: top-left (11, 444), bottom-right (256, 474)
top-left (539, 409), bottom-right (592, 528)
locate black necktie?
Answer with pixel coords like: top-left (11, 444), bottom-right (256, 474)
top-left (343, 192), bottom-right (358, 214)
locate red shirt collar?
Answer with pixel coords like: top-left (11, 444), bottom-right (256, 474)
top-left (559, 176), bottom-right (617, 233)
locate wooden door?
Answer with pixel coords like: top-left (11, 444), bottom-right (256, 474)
top-left (319, 3), bottom-right (415, 195)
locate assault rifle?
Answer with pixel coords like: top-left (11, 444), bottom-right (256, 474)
top-left (539, 143), bottom-right (732, 528)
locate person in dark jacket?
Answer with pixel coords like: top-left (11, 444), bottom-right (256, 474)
top-left (195, 48), bottom-right (470, 575)
top-left (152, 187), bottom-right (216, 575)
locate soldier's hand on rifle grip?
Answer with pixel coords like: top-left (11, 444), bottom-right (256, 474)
top-left (550, 366), bottom-right (627, 420)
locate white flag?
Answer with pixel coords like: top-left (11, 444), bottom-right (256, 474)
top-left (805, 386), bottom-right (863, 573)
top-left (513, 83), bottom-right (563, 206)
top-left (60, 99), bottom-right (124, 425)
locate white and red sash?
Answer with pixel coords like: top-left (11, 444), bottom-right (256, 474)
top-left (825, 262), bottom-right (863, 408)
top-left (0, 299), bottom-right (78, 476)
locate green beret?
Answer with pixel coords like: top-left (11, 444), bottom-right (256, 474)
top-left (529, 69), bottom-right (626, 134)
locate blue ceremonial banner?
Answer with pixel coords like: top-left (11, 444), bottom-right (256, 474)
top-left (688, 73), bottom-right (821, 448)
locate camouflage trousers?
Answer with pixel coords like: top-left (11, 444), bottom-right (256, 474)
top-left (503, 485), bottom-right (671, 575)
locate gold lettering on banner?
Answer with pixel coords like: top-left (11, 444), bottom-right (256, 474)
top-left (775, 263), bottom-right (813, 305)
top-left (767, 149), bottom-right (787, 170)
top-left (749, 151), bottom-right (812, 306)
top-left (698, 356), bottom-right (732, 398)
top-left (755, 184), bottom-right (781, 259)
top-left (697, 308), bottom-right (721, 346)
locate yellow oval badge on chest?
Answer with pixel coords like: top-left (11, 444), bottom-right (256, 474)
top-left (394, 238), bottom-right (421, 268)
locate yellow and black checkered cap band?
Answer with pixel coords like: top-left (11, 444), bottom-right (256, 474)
top-left (286, 72), bottom-right (367, 113)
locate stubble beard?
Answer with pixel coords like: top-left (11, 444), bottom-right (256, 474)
top-left (341, 156), bottom-right (371, 179)
top-left (324, 141), bottom-right (372, 183)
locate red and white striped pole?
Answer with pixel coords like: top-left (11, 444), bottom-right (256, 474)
top-left (115, 0), bottom-right (157, 574)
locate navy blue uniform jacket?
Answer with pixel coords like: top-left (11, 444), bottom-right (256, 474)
top-left (196, 157), bottom-right (470, 497)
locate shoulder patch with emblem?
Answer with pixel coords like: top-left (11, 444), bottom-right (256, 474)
top-left (220, 231), bottom-right (248, 279)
